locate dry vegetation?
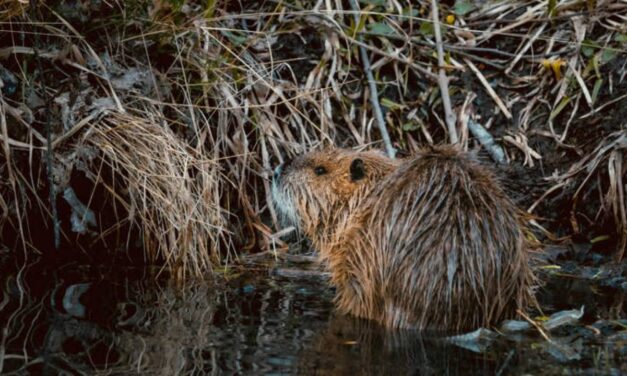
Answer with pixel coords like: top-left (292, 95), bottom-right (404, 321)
top-left (0, 0), bottom-right (625, 276)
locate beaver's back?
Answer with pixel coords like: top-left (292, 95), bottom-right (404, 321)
top-left (333, 146), bottom-right (536, 332)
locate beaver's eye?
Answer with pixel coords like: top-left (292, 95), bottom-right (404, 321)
top-left (313, 166), bottom-right (327, 176)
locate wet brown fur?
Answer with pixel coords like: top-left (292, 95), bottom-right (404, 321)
top-left (272, 146), bottom-right (536, 332)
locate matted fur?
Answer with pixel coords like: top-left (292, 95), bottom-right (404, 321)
top-left (272, 146), bottom-right (536, 332)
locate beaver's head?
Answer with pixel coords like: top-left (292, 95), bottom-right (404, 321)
top-left (271, 148), bottom-right (399, 239)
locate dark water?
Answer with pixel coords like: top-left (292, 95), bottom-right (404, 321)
top-left (0, 255), bottom-right (625, 375)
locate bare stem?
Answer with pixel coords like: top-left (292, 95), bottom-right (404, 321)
top-left (349, 0), bottom-right (396, 158)
top-left (31, 11), bottom-right (60, 249)
top-left (431, 0), bottom-right (458, 144)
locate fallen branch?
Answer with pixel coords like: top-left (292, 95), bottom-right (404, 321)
top-left (431, 0), bottom-right (458, 144)
top-left (349, 0), bottom-right (396, 158)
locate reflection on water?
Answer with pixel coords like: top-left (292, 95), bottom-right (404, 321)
top-left (0, 255), bottom-right (624, 375)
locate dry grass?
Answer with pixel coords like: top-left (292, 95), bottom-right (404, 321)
top-left (85, 111), bottom-right (227, 277)
top-left (535, 131), bottom-right (626, 260)
top-left (0, 0), bottom-right (626, 275)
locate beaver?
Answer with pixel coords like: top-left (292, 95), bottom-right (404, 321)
top-left (271, 146), bottom-right (536, 332)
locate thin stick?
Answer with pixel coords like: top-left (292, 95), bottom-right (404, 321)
top-left (348, 0), bottom-right (396, 158)
top-left (505, 24), bottom-right (547, 74)
top-left (272, 267), bottom-right (330, 280)
top-left (431, 0), bottom-right (458, 144)
top-left (517, 309), bottom-right (551, 342)
top-left (465, 58), bottom-right (513, 119)
top-left (31, 11), bottom-right (61, 249)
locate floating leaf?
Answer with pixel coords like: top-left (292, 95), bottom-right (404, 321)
top-left (454, 0), bottom-right (475, 16)
top-left (367, 22), bottom-right (396, 36)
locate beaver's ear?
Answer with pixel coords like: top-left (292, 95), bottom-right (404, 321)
top-left (349, 158), bottom-right (365, 181)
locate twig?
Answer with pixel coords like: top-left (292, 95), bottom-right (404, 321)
top-left (431, 0), bottom-right (458, 144)
top-left (505, 24), bottom-right (547, 74)
top-left (579, 93), bottom-right (627, 119)
top-left (448, 49), bottom-right (506, 70)
top-left (345, 35), bottom-right (439, 81)
top-left (31, 10), bottom-right (60, 249)
top-left (496, 349), bottom-right (515, 376)
top-left (503, 134), bottom-right (542, 167)
top-left (348, 0), bottom-right (396, 158)
top-left (568, 61), bottom-right (592, 107)
top-left (465, 58), bottom-right (513, 119)
top-left (517, 309), bottom-right (551, 342)
top-left (527, 182), bottom-right (567, 214)
top-left (51, 109), bottom-right (103, 149)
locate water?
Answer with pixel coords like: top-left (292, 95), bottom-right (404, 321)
top-left (0, 255), bottom-right (624, 375)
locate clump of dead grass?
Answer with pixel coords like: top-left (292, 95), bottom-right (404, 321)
top-left (83, 111), bottom-right (227, 278)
